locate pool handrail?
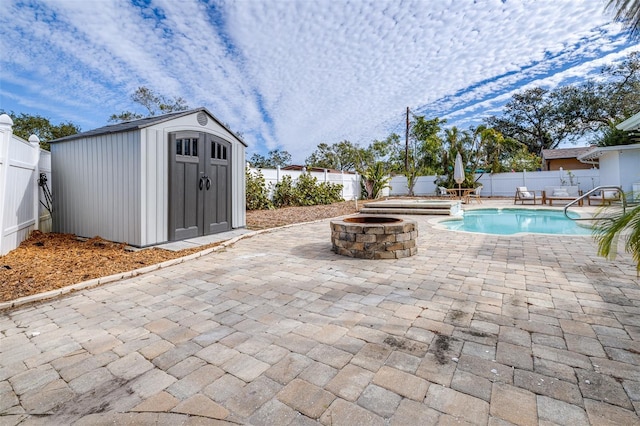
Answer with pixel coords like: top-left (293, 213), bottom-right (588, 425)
top-left (564, 185), bottom-right (626, 221)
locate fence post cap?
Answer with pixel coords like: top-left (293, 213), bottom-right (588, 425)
top-left (0, 114), bottom-right (13, 127)
top-left (29, 134), bottom-right (40, 145)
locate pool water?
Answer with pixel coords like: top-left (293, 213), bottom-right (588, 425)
top-left (443, 208), bottom-right (592, 236)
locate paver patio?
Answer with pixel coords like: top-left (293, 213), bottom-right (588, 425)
top-left (1, 201), bottom-right (639, 425)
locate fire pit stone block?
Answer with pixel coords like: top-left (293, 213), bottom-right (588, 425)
top-left (330, 216), bottom-right (417, 259)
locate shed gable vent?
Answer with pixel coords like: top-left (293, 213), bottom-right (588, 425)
top-left (197, 112), bottom-right (208, 126)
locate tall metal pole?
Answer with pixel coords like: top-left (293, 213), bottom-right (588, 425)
top-left (405, 107), bottom-right (409, 171)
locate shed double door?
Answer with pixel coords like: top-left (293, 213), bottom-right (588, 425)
top-left (169, 131), bottom-right (230, 241)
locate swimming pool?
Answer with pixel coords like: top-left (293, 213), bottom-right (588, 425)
top-left (441, 208), bottom-right (592, 236)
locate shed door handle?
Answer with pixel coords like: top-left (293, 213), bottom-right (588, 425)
top-left (205, 176), bottom-right (211, 190)
top-left (199, 177), bottom-right (204, 190)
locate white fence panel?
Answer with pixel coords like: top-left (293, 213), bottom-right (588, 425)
top-left (249, 166), bottom-right (600, 201)
top-left (476, 169), bottom-right (600, 197)
top-left (0, 115), bottom-right (52, 255)
top-left (388, 169), bottom-right (601, 198)
top-left (389, 175), bottom-right (440, 196)
top-left (389, 176), bottom-right (408, 196)
top-left (248, 166), bottom-right (361, 201)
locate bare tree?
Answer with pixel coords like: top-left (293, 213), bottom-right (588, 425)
top-left (109, 86), bottom-right (188, 123)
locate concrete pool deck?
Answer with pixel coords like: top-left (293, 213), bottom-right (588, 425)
top-left (1, 199), bottom-right (639, 424)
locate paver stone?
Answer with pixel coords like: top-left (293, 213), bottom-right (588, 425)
top-left (536, 395), bottom-right (588, 425)
top-left (490, 383), bottom-right (537, 426)
top-left (426, 385), bottom-right (489, 425)
top-left (277, 378), bottom-right (335, 419)
top-left (584, 399), bottom-right (640, 425)
top-left (390, 399), bottom-right (440, 425)
top-left (319, 398), bottom-right (385, 426)
top-left (131, 391), bottom-right (179, 412)
top-left (325, 364), bottom-right (374, 401)
top-left (172, 394), bottom-right (229, 419)
top-left (372, 365), bottom-right (429, 401)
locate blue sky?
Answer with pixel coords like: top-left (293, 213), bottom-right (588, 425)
top-left (0, 0), bottom-right (637, 162)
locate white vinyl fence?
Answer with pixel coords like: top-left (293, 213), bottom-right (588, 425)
top-left (249, 164), bottom-right (601, 202)
top-left (0, 114), bottom-right (52, 255)
top-left (389, 168), bottom-right (600, 198)
top-left (248, 166), bottom-right (362, 200)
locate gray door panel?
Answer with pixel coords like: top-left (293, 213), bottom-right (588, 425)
top-left (204, 135), bottom-right (231, 235)
top-left (169, 133), bottom-right (202, 241)
top-left (174, 160), bottom-right (200, 240)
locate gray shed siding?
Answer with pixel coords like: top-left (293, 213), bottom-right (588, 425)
top-left (52, 130), bottom-right (142, 245)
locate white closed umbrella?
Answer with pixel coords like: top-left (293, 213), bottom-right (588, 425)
top-left (454, 151), bottom-right (465, 199)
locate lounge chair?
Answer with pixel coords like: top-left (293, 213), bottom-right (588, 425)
top-left (588, 189), bottom-right (620, 206)
top-left (514, 186), bottom-right (537, 205)
top-left (542, 186), bottom-right (582, 206)
top-left (469, 185), bottom-right (483, 204)
top-left (438, 186), bottom-right (450, 197)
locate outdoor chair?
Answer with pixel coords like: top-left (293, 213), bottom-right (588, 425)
top-left (469, 185), bottom-right (483, 204)
top-left (514, 186), bottom-right (538, 204)
top-left (588, 189), bottom-right (620, 206)
top-left (438, 186), bottom-right (450, 197)
top-left (542, 186), bottom-right (582, 206)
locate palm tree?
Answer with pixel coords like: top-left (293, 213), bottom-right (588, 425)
top-left (607, 0), bottom-right (640, 38)
top-left (593, 200), bottom-right (640, 275)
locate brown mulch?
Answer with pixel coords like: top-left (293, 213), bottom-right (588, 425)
top-left (245, 200), bottom-right (361, 229)
top-left (0, 201), bottom-right (361, 303)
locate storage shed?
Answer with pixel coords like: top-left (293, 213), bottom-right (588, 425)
top-left (50, 108), bottom-right (246, 247)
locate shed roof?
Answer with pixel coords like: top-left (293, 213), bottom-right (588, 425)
top-left (50, 107), bottom-right (247, 146)
top-left (541, 146), bottom-right (595, 160)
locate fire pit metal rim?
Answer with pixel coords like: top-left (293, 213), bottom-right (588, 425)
top-left (342, 216), bottom-right (403, 224)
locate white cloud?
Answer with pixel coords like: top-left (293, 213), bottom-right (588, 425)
top-left (0, 0), bottom-right (634, 161)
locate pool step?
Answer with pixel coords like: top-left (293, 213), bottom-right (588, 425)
top-left (360, 199), bottom-right (462, 216)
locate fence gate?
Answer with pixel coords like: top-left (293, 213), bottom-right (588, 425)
top-left (169, 131), bottom-right (230, 241)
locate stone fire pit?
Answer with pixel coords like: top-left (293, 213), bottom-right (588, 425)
top-left (330, 216), bottom-right (418, 259)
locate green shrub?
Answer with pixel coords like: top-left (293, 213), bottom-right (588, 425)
top-left (272, 175), bottom-right (297, 207)
top-left (272, 172), bottom-right (343, 208)
top-left (361, 161), bottom-right (391, 199)
top-left (292, 173), bottom-right (317, 206)
top-left (246, 168), bottom-right (273, 210)
top-left (317, 181), bottom-right (344, 204)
